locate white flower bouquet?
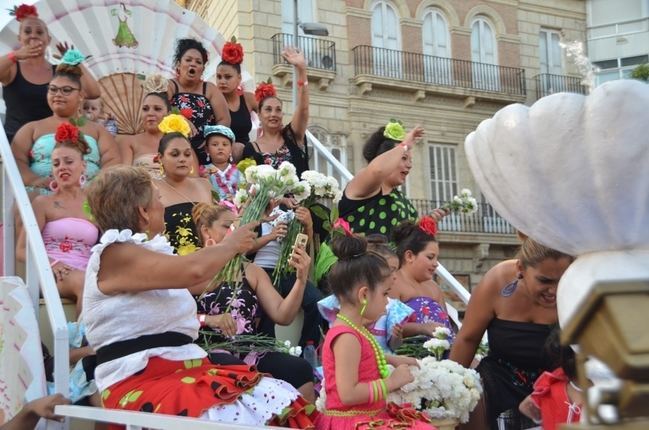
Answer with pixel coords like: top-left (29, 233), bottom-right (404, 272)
top-left (272, 170), bottom-right (342, 283)
top-left (388, 356), bottom-right (483, 423)
top-left (204, 162), bottom-right (308, 295)
top-left (442, 188), bottom-right (478, 214)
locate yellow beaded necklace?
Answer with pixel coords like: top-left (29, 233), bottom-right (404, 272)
top-left (336, 313), bottom-right (389, 378)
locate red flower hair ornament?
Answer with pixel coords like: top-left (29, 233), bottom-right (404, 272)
top-left (254, 78), bottom-right (277, 103)
top-left (55, 122), bottom-right (80, 145)
top-left (221, 36), bottom-right (244, 65)
top-left (332, 218), bottom-right (353, 237)
top-left (9, 4), bottom-right (38, 21)
top-left (418, 216), bottom-right (438, 237)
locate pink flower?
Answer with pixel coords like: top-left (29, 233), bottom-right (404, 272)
top-left (59, 240), bottom-right (73, 253)
top-left (333, 218), bottom-right (353, 237)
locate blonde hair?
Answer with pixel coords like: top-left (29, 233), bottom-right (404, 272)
top-left (517, 237), bottom-right (574, 268)
top-left (86, 166), bottom-right (153, 232)
top-left (191, 203), bottom-right (232, 246)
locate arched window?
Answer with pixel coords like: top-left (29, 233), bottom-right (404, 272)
top-left (371, 1), bottom-right (401, 78)
top-left (470, 17), bottom-right (499, 90)
top-left (422, 8), bottom-right (451, 85)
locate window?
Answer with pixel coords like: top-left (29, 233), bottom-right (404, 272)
top-left (422, 9), bottom-right (451, 85)
top-left (371, 1), bottom-right (401, 78)
top-left (428, 144), bottom-right (457, 203)
top-left (593, 54), bottom-right (649, 85)
top-left (471, 17), bottom-right (499, 90)
top-left (281, 0), bottom-right (316, 63)
top-left (309, 126), bottom-right (348, 185)
top-left (539, 29), bottom-right (562, 74)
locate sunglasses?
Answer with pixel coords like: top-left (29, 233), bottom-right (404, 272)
top-left (47, 85), bottom-right (80, 96)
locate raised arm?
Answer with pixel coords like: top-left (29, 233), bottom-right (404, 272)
top-left (249, 246), bottom-right (310, 325)
top-left (449, 271), bottom-right (497, 367)
top-left (283, 47), bottom-right (309, 142)
top-left (345, 126), bottom-right (423, 200)
top-left (97, 222), bottom-right (257, 295)
top-left (78, 64), bottom-right (101, 99)
top-left (207, 82), bottom-right (231, 126)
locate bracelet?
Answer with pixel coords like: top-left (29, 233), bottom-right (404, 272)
top-left (7, 51), bottom-right (17, 64)
top-left (379, 378), bottom-right (388, 399)
top-left (297, 79), bottom-right (308, 88)
top-left (198, 314), bottom-right (207, 327)
top-left (399, 142), bottom-right (411, 153)
top-left (368, 381), bottom-right (375, 403)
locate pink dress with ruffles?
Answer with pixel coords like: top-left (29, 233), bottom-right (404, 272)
top-left (315, 325), bottom-right (436, 430)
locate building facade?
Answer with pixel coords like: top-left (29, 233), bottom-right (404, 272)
top-left (183, 0), bottom-right (587, 295)
top-left (586, 0), bottom-right (649, 85)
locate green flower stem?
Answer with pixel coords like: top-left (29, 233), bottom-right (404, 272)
top-left (272, 219), bottom-right (303, 286)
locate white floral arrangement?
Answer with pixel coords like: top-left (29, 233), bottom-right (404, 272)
top-left (388, 357), bottom-right (483, 423)
top-left (423, 327), bottom-right (452, 360)
top-left (442, 188), bottom-right (479, 214)
top-left (298, 170), bottom-right (343, 204)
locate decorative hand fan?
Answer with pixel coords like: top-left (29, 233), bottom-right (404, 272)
top-left (0, 0), bottom-right (254, 133)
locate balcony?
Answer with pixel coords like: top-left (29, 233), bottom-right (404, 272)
top-left (534, 73), bottom-right (588, 99)
top-left (351, 45), bottom-right (526, 104)
top-left (410, 199), bottom-right (517, 240)
top-left (271, 33), bottom-right (336, 90)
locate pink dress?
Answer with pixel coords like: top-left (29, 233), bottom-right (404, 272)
top-left (316, 325), bottom-right (436, 430)
top-left (42, 217), bottom-right (99, 270)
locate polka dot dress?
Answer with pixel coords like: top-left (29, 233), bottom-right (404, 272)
top-left (338, 189), bottom-right (418, 236)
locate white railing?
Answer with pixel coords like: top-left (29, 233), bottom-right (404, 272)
top-left (307, 131), bottom-right (472, 327)
top-left (1, 126), bottom-right (69, 429)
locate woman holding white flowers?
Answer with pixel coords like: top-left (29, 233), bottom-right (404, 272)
top-left (155, 115), bottom-right (213, 255)
top-left (190, 202), bottom-right (316, 402)
top-left (338, 122), bottom-right (447, 237)
top-left (449, 236), bottom-right (573, 430)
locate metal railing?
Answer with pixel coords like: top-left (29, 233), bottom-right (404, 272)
top-left (1, 125), bottom-right (70, 429)
top-left (534, 73), bottom-right (588, 99)
top-left (271, 33), bottom-right (336, 72)
top-left (306, 130), bottom-right (351, 188)
top-left (352, 45), bottom-right (526, 96)
top-left (411, 199), bottom-right (516, 235)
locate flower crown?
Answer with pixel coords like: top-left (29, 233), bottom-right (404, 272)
top-left (142, 74), bottom-right (168, 95)
top-left (158, 114), bottom-right (191, 138)
top-left (9, 4), bottom-right (38, 21)
top-left (418, 216), bottom-right (438, 237)
top-left (254, 78), bottom-right (277, 103)
top-left (221, 36), bottom-right (244, 65)
top-left (383, 119), bottom-right (406, 142)
top-left (204, 124), bottom-right (235, 143)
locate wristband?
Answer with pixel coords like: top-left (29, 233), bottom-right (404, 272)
top-left (198, 314), bottom-right (207, 327)
top-left (7, 51), bottom-right (17, 64)
top-left (297, 79), bottom-right (308, 88)
top-left (368, 382), bottom-right (374, 403)
top-left (379, 378), bottom-right (388, 399)
top-left (399, 142), bottom-right (411, 153)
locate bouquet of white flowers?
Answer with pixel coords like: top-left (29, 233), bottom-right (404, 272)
top-left (201, 162), bottom-right (309, 298)
top-left (272, 170), bottom-right (343, 283)
top-left (441, 188), bottom-right (479, 214)
top-left (388, 356), bottom-right (483, 423)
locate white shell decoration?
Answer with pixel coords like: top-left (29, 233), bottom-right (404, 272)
top-left (0, 0), bottom-right (255, 133)
top-left (465, 80), bottom-right (649, 256)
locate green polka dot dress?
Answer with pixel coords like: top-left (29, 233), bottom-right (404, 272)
top-left (338, 189), bottom-right (418, 237)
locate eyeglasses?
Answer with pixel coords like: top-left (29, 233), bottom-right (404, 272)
top-left (47, 85), bottom-right (80, 96)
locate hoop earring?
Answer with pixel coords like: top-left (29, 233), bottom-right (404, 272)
top-left (517, 272), bottom-right (523, 279)
top-left (159, 164), bottom-right (165, 177)
top-left (79, 174), bottom-right (86, 187)
top-left (49, 180), bottom-right (58, 193)
top-left (360, 298), bottom-right (368, 318)
top-left (189, 166), bottom-right (195, 175)
top-left (205, 238), bottom-right (216, 247)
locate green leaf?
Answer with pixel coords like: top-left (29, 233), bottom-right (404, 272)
top-left (310, 205), bottom-right (329, 222)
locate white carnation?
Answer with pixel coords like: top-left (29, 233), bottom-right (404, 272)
top-left (291, 181), bottom-right (312, 202)
top-left (433, 327), bottom-right (452, 339)
top-left (278, 161), bottom-right (297, 178)
top-left (460, 188), bottom-right (472, 197)
top-left (233, 189), bottom-right (249, 208)
top-left (244, 165), bottom-right (257, 184)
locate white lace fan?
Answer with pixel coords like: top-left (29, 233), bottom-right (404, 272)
top-left (0, 0), bottom-right (254, 132)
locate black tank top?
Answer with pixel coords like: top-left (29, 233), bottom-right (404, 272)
top-left (2, 63), bottom-right (56, 142)
top-left (229, 95), bottom-right (251, 144)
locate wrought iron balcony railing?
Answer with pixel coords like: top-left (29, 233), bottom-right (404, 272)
top-left (410, 199), bottom-right (516, 235)
top-left (352, 45), bottom-right (526, 96)
top-left (271, 33), bottom-right (336, 72)
top-left (535, 73), bottom-right (587, 99)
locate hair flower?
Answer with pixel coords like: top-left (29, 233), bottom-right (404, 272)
top-left (418, 216), bottom-right (438, 237)
top-left (158, 114), bottom-right (191, 138)
top-left (221, 36), bottom-right (244, 65)
top-left (55, 122), bottom-right (80, 145)
top-left (9, 4), bottom-right (38, 21)
top-left (332, 218), bottom-right (353, 237)
top-left (60, 49), bottom-right (87, 66)
top-left (383, 119), bottom-right (406, 142)
top-left (254, 78), bottom-right (277, 103)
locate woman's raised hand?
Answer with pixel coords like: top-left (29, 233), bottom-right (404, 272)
top-left (402, 126), bottom-right (425, 148)
top-left (222, 221), bottom-right (259, 254)
top-left (15, 39), bottom-right (45, 60)
top-left (281, 47), bottom-right (306, 70)
top-left (289, 245), bottom-right (311, 283)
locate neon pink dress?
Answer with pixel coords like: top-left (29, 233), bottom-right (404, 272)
top-left (316, 325), bottom-right (436, 430)
top-left (42, 217), bottom-right (99, 270)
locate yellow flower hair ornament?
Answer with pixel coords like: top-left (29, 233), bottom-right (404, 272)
top-left (158, 114), bottom-right (191, 138)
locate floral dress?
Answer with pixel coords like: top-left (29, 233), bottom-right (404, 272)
top-left (170, 81), bottom-right (215, 166)
top-left (163, 202), bottom-right (200, 256)
top-left (405, 297), bottom-right (455, 340)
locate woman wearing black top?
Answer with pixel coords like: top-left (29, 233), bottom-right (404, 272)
top-left (0, 4), bottom-right (100, 143)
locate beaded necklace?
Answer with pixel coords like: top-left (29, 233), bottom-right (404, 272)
top-left (336, 313), bottom-right (389, 378)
